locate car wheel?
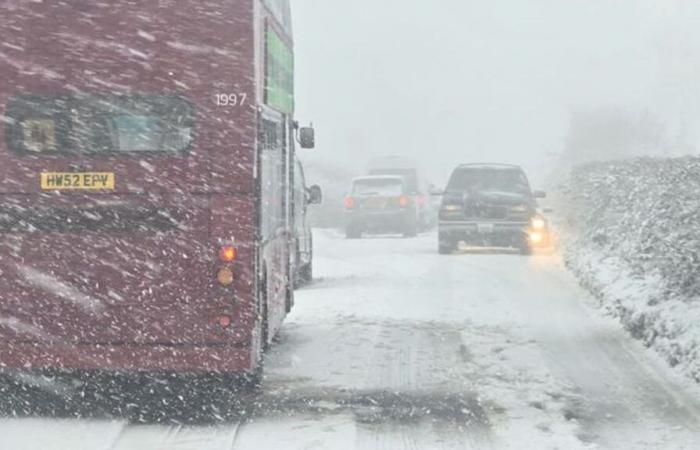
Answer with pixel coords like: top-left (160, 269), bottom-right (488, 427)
top-left (519, 238), bottom-right (533, 255)
top-left (438, 243), bottom-right (453, 254)
top-left (403, 218), bottom-right (418, 238)
top-left (439, 239), bottom-right (456, 254)
top-left (346, 225), bottom-right (362, 239)
top-left (438, 231), bottom-right (457, 254)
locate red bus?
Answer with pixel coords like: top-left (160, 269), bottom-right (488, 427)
top-left (0, 0), bottom-right (313, 384)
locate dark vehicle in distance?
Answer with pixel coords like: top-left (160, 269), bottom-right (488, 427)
top-left (292, 158), bottom-right (322, 287)
top-left (344, 176), bottom-right (419, 239)
top-left (438, 164), bottom-right (549, 254)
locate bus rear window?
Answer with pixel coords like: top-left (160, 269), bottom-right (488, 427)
top-left (4, 93), bottom-right (195, 155)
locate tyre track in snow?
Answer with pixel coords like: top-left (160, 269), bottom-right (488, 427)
top-left (353, 318), bottom-right (493, 449)
top-left (105, 422), bottom-right (243, 450)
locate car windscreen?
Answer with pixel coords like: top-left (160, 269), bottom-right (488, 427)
top-left (369, 169), bottom-right (418, 192)
top-left (447, 168), bottom-right (531, 194)
top-left (4, 93), bottom-right (194, 155)
top-left (352, 179), bottom-right (403, 197)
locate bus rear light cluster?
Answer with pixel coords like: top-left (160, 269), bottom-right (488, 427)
top-left (344, 196), bottom-right (355, 209)
top-left (399, 195), bottom-right (411, 207)
top-left (217, 245), bottom-right (237, 286)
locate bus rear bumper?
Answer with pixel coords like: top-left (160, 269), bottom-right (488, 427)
top-left (0, 341), bottom-right (257, 374)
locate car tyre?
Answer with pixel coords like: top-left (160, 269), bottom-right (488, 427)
top-left (403, 219), bottom-right (418, 238)
top-left (519, 239), bottom-right (533, 256)
top-left (439, 239), bottom-right (457, 254)
top-left (346, 225), bottom-right (362, 239)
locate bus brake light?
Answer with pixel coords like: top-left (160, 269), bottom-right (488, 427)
top-left (344, 197), bottom-right (355, 209)
top-left (217, 315), bottom-right (232, 329)
top-left (219, 246), bottom-right (237, 262)
top-left (399, 196), bottom-right (411, 207)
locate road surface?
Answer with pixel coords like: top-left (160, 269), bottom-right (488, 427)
top-left (2, 230), bottom-right (700, 449)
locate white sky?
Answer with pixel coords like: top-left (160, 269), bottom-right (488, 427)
top-left (292, 0), bottom-right (700, 185)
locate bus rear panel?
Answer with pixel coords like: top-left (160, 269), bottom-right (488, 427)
top-left (0, 1), bottom-right (271, 374)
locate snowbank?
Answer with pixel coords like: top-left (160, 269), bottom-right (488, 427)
top-left (558, 157), bottom-right (700, 382)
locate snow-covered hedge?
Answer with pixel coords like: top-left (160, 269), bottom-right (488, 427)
top-left (559, 157), bottom-right (700, 381)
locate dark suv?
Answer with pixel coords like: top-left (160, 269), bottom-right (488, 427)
top-left (344, 175), bottom-right (419, 238)
top-left (438, 164), bottom-right (548, 254)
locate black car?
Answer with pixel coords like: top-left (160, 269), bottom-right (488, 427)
top-left (344, 175), bottom-right (419, 238)
top-left (438, 164), bottom-right (549, 254)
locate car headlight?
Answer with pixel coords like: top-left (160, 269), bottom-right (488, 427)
top-left (531, 216), bottom-right (547, 230)
top-left (529, 231), bottom-right (544, 244)
top-left (442, 204), bottom-right (461, 212)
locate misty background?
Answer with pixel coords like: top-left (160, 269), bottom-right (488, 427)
top-left (291, 0), bottom-right (700, 224)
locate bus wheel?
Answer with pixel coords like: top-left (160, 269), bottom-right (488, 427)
top-left (261, 275), bottom-right (270, 352)
top-left (285, 279), bottom-right (294, 314)
top-left (191, 372), bottom-right (262, 418)
top-left (241, 365), bottom-right (264, 391)
top-left (300, 262), bottom-right (313, 284)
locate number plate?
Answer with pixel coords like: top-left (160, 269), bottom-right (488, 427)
top-left (477, 223), bottom-right (495, 234)
top-left (40, 173), bottom-right (115, 190)
top-left (364, 198), bottom-right (386, 209)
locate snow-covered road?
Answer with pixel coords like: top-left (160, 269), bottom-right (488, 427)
top-left (2, 230), bottom-right (700, 449)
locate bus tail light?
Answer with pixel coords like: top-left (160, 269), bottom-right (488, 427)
top-left (344, 196), bottom-right (355, 209)
top-left (219, 245), bottom-right (237, 262)
top-left (399, 196), bottom-right (411, 207)
top-left (217, 315), bottom-right (232, 329)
